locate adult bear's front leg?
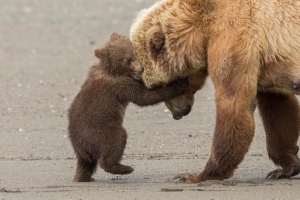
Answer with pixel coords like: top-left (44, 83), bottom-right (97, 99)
top-left (202, 92), bottom-right (256, 181)
top-left (176, 91), bottom-right (257, 183)
top-left (175, 36), bottom-right (260, 183)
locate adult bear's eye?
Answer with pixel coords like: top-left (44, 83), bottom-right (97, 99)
top-left (124, 59), bottom-right (132, 66)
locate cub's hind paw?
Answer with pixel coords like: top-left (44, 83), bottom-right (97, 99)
top-left (73, 177), bottom-right (95, 182)
top-left (107, 164), bottom-right (134, 175)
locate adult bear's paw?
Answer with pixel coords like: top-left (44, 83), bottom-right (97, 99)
top-left (173, 172), bottom-right (200, 183)
top-left (266, 165), bottom-right (300, 179)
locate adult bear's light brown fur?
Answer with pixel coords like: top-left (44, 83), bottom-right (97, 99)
top-left (130, 0), bottom-right (300, 183)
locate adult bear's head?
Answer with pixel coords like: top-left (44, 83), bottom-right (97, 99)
top-left (130, 2), bottom-right (208, 119)
top-left (131, 24), bottom-right (200, 119)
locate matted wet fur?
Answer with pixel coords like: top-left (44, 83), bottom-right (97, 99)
top-left (68, 33), bottom-right (187, 182)
top-left (130, 0), bottom-right (300, 183)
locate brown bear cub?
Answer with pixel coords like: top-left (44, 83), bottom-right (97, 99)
top-left (68, 33), bottom-right (187, 182)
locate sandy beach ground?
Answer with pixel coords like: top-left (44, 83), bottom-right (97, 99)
top-left (1, 0), bottom-right (300, 199)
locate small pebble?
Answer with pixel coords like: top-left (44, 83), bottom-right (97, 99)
top-left (30, 49), bottom-right (37, 54)
top-left (23, 6), bottom-right (32, 14)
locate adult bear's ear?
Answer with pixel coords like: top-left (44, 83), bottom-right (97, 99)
top-left (146, 26), bottom-right (165, 61)
top-left (110, 32), bottom-right (122, 42)
top-left (94, 48), bottom-right (109, 59)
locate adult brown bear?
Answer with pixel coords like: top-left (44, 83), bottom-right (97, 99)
top-left (130, 0), bottom-right (300, 183)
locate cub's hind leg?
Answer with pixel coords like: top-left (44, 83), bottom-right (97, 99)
top-left (99, 126), bottom-right (134, 175)
top-left (257, 92), bottom-right (300, 179)
top-left (73, 154), bottom-right (97, 182)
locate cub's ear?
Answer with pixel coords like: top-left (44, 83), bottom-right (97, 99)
top-left (94, 48), bottom-right (109, 59)
top-left (146, 26), bottom-right (165, 61)
top-left (110, 32), bottom-right (122, 42)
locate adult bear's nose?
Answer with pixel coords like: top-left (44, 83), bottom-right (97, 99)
top-left (173, 113), bottom-right (183, 120)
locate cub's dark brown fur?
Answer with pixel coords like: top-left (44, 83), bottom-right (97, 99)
top-left (68, 33), bottom-right (187, 182)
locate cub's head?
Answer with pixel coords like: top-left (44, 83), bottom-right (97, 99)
top-left (94, 32), bottom-right (144, 80)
